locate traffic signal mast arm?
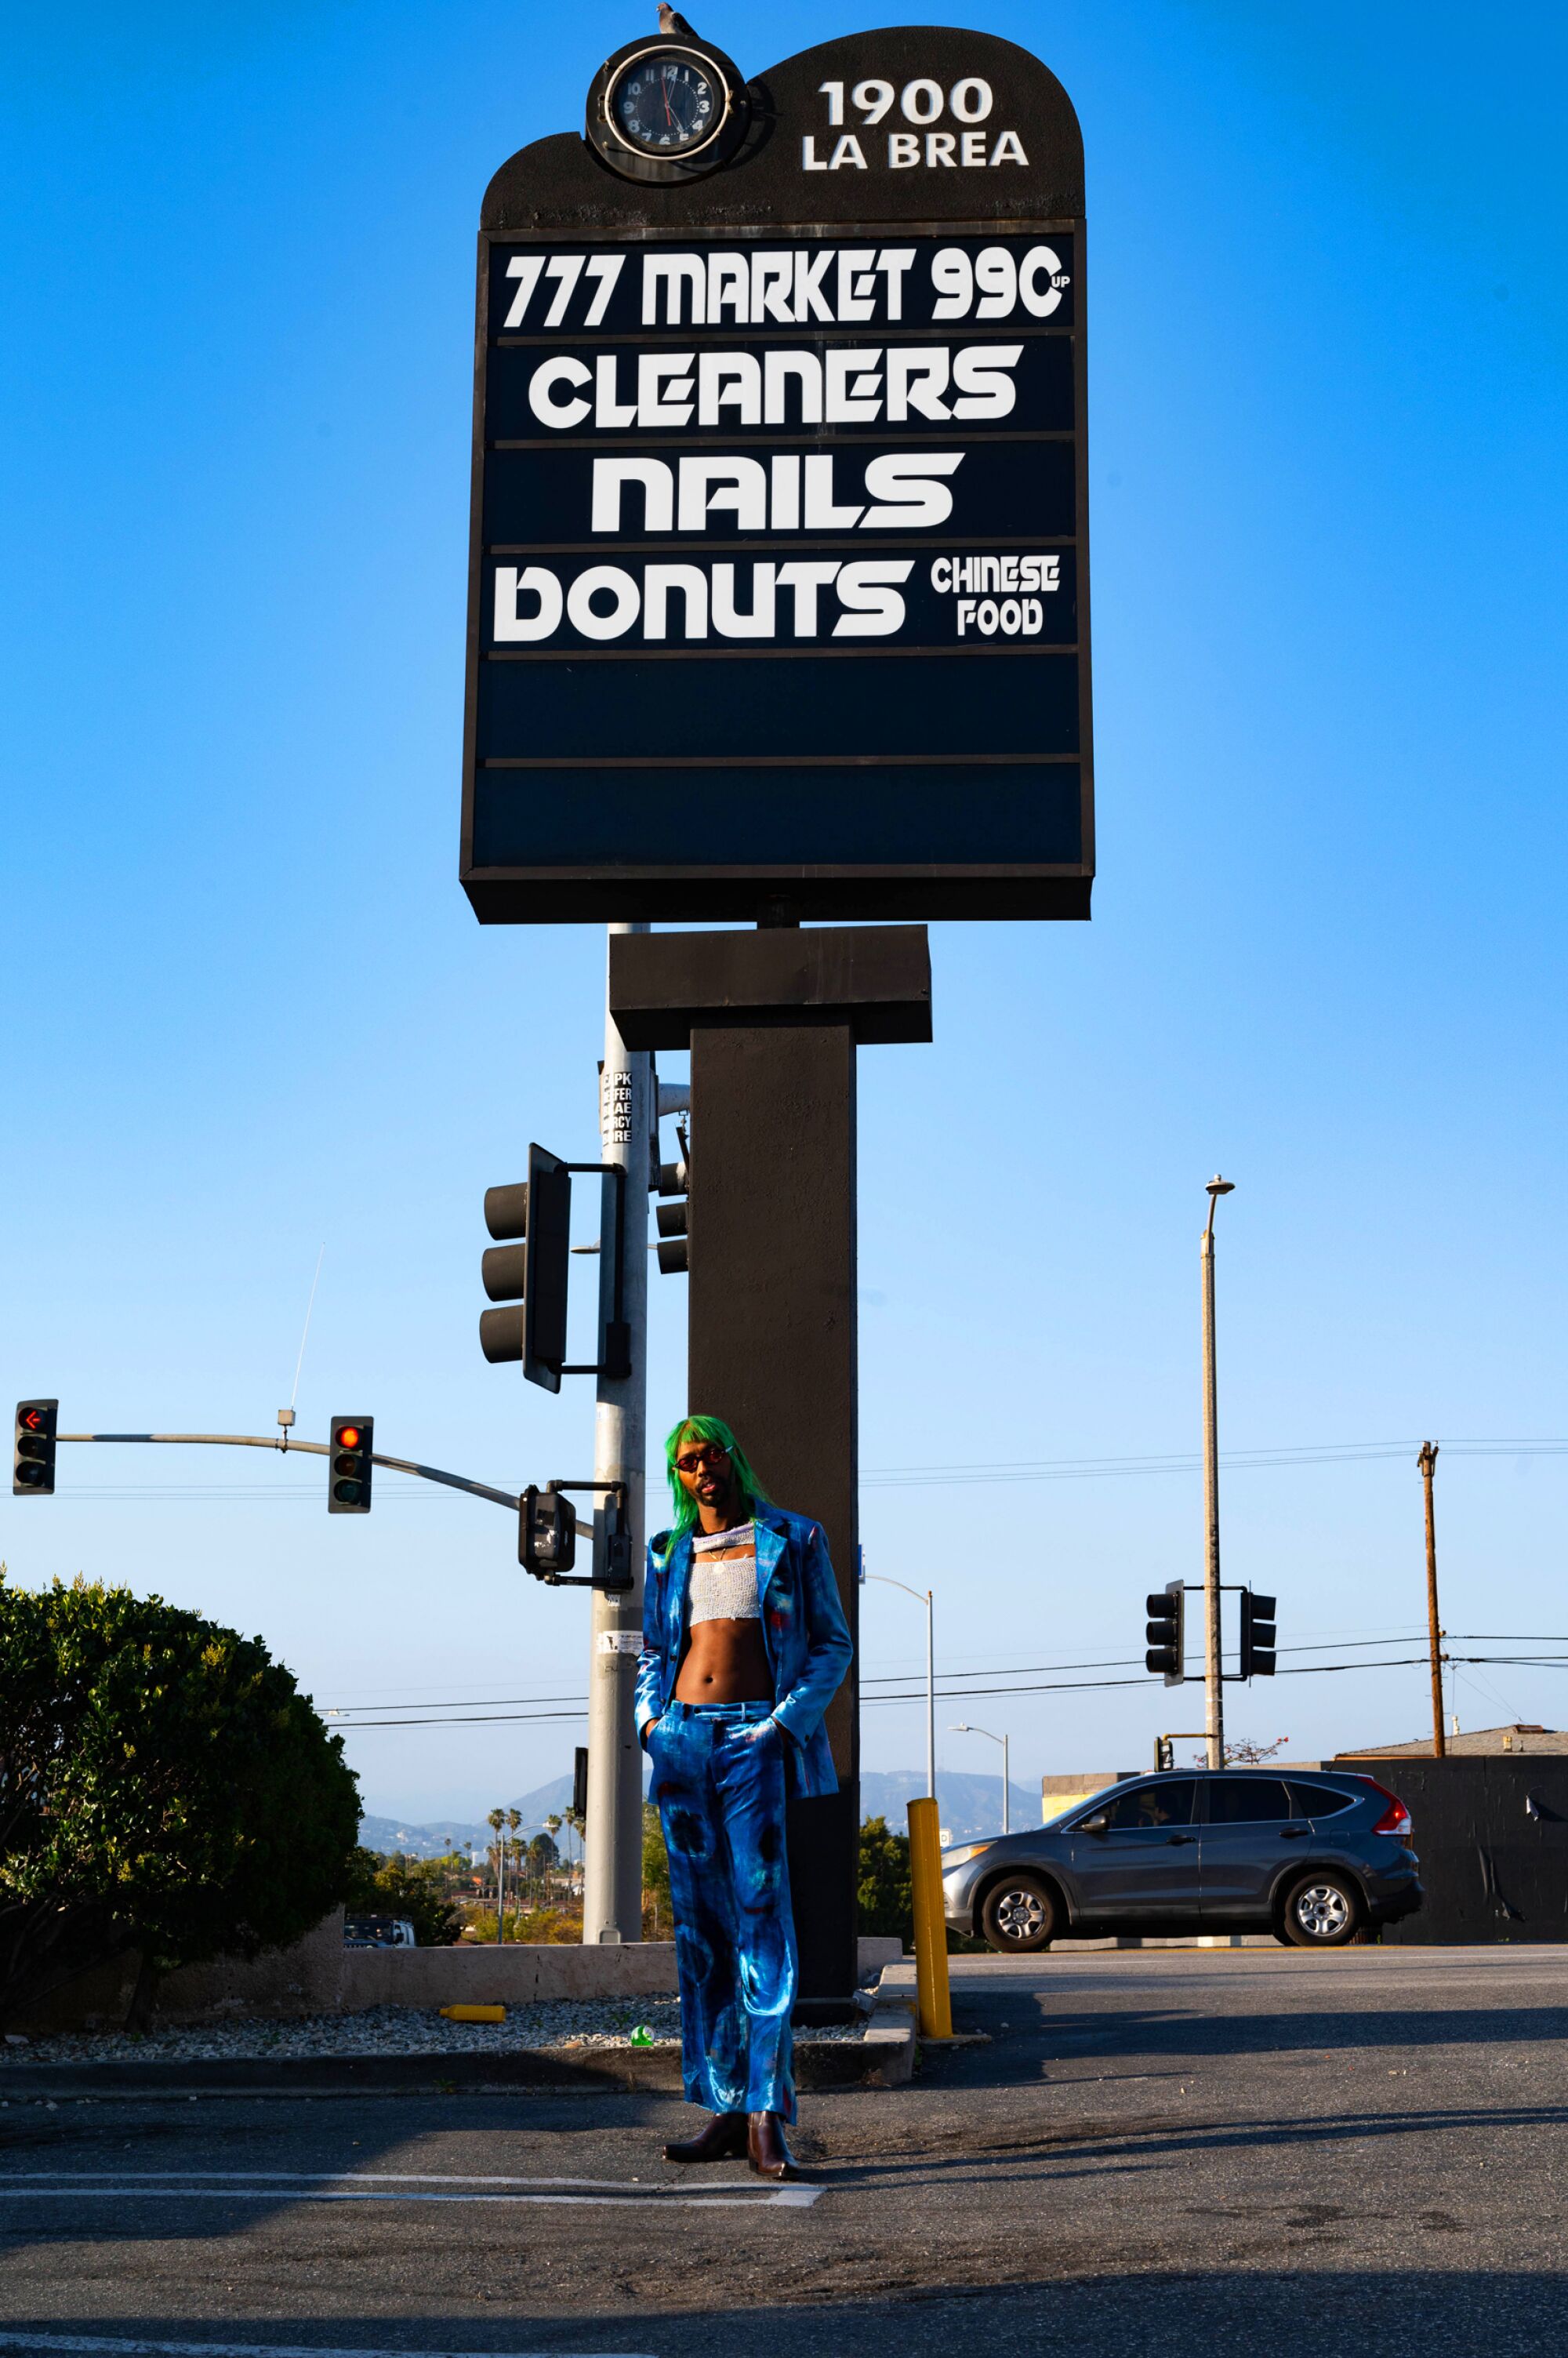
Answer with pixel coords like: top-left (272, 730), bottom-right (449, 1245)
top-left (47, 1428), bottom-right (553, 1521)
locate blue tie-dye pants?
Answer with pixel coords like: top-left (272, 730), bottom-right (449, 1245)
top-left (646, 1698), bottom-right (797, 2121)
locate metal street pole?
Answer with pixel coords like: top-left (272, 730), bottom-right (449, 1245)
top-left (583, 922), bottom-right (651, 1944)
top-left (863, 1571), bottom-right (935, 1797)
top-left (1200, 1176), bottom-right (1235, 1773)
top-left (1418, 1441), bottom-right (1446, 1758)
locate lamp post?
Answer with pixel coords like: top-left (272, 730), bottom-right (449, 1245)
top-left (861, 1567), bottom-right (935, 1799)
top-left (1200, 1175), bottom-right (1236, 1774)
top-left (949, 1721), bottom-right (1010, 1834)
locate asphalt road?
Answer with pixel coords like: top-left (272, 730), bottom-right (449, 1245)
top-left (4, 1947), bottom-right (1568, 2356)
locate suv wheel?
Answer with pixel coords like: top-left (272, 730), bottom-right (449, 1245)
top-left (1280, 1872), bottom-right (1362, 1947)
top-left (979, 1871), bottom-right (1058, 1953)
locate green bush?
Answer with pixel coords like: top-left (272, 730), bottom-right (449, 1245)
top-left (0, 1573), bottom-right (360, 2029)
top-left (857, 1815), bottom-right (913, 1943)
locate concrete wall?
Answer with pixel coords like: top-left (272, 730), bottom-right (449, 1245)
top-left (20, 1924), bottom-right (906, 2032)
top-left (16, 1911), bottom-right (349, 2035)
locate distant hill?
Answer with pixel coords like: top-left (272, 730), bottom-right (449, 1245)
top-left (860, 1769), bottom-right (1040, 1844)
top-left (361, 1765), bottom-right (1039, 1858)
top-left (359, 1771), bottom-right (648, 1859)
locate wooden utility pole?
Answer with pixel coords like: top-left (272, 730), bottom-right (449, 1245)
top-left (1417, 1442), bottom-right (1446, 1757)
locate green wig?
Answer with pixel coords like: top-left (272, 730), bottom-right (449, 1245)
top-left (663, 1414), bottom-right (771, 1539)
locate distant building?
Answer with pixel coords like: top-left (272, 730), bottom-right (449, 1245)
top-left (1336, 1722), bottom-right (1567, 1760)
top-left (1041, 1770), bottom-right (1137, 1823)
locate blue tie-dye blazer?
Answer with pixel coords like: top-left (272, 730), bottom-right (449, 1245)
top-left (633, 1502), bottom-right (853, 1799)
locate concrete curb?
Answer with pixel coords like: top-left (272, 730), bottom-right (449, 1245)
top-left (0, 1960), bottom-right (921, 2102)
top-left (0, 1970), bottom-right (921, 2100)
top-left (0, 2036), bottom-right (903, 2101)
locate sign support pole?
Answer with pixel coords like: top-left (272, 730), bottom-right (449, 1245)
top-left (583, 923), bottom-right (651, 1942)
top-left (610, 923), bottom-right (931, 2012)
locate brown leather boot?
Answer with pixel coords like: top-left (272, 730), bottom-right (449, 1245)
top-left (746, 2110), bottom-right (800, 2180)
top-left (662, 2110), bottom-right (748, 2164)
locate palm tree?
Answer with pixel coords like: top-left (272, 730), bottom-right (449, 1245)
top-left (487, 1808), bottom-right (505, 1942)
top-left (506, 1808), bottom-right (523, 1917)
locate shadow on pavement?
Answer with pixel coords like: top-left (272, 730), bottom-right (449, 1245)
top-left (5, 2278), bottom-right (1568, 2358)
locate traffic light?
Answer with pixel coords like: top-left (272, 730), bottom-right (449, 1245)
top-left (13, 1399), bottom-right (58, 1495)
top-left (480, 1144), bottom-right (572, 1393)
top-left (655, 1127), bottom-right (688, 1274)
top-left (520, 1484), bottom-right (578, 1582)
top-left (1240, 1589), bottom-right (1277, 1678)
top-left (593, 1485), bottom-right (634, 1593)
top-left (655, 1117), bottom-right (689, 1276)
top-left (328, 1415), bottom-right (374, 1513)
top-left (1145, 1581), bottom-right (1185, 1685)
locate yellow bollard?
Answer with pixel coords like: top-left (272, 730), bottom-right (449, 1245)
top-left (906, 1796), bottom-right (953, 2040)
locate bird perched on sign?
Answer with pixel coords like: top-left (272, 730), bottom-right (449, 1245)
top-left (658, 5), bottom-right (699, 35)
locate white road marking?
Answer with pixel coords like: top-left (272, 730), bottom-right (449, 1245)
top-left (0, 2340), bottom-right (654, 2358)
top-left (0, 2169), bottom-right (819, 2211)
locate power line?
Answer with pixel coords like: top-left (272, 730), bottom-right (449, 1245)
top-left (320, 1637), bottom-right (1568, 1722)
top-left (38, 1435), bottom-right (1568, 1502)
top-left (331, 1648), bottom-right (1568, 1730)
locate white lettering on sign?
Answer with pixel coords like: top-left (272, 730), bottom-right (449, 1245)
top-left (500, 244), bottom-right (1069, 332)
top-left (805, 74), bottom-right (1022, 170)
top-left (495, 558), bottom-right (918, 645)
top-left (930, 552), bottom-right (1061, 638)
top-left (587, 451), bottom-right (963, 534)
top-left (522, 343), bottom-right (1022, 431)
top-left (601, 1066), bottom-right (633, 1151)
top-left (641, 248), bottom-right (916, 326)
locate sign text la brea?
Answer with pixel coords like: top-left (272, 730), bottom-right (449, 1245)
top-left (804, 73), bottom-right (1029, 173)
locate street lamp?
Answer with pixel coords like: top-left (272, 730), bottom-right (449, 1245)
top-left (861, 1565), bottom-right (935, 1799)
top-left (1200, 1175), bottom-right (1236, 1772)
top-left (949, 1721), bottom-right (1010, 1834)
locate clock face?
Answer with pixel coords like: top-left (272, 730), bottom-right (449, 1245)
top-left (611, 51), bottom-right (724, 154)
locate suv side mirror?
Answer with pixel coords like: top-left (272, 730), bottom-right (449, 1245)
top-left (1079, 1811), bottom-right (1109, 1834)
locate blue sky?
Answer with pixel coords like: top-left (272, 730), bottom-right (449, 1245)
top-left (3, 2), bottom-right (1564, 1826)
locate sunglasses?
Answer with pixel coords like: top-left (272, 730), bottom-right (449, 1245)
top-left (675, 1444), bottom-right (731, 1474)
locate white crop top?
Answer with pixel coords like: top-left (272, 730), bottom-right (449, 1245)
top-left (688, 1522), bottom-right (760, 1624)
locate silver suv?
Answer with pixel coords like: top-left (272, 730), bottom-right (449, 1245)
top-left (942, 1768), bottom-right (1422, 1951)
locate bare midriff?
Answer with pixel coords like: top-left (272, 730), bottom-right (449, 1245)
top-left (673, 1617), bottom-right (773, 1704)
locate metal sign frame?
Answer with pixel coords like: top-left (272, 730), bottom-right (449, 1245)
top-left (460, 25), bottom-right (1091, 925)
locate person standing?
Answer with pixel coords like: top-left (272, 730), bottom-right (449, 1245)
top-left (635, 1413), bottom-right (852, 2179)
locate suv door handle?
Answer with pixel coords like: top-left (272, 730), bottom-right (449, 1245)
top-left (1281, 1825), bottom-right (1309, 1838)
top-left (1167, 1833), bottom-right (1196, 1845)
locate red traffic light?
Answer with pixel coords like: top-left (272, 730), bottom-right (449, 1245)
top-left (328, 1415), bottom-right (373, 1514)
top-left (20, 1406), bottom-right (45, 1434)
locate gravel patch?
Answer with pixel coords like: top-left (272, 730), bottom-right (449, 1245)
top-left (1, 2000), bottom-right (869, 2069)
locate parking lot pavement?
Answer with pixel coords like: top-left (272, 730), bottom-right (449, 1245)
top-left (5, 1946), bottom-right (1568, 2356)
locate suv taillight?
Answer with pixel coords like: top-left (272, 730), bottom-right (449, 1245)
top-left (1367, 1782), bottom-right (1411, 1840)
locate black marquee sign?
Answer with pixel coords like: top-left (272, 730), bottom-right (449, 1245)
top-left (460, 24), bottom-right (1091, 924)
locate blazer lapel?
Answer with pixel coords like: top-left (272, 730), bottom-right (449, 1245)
top-left (665, 1532), bottom-right (694, 1669)
top-left (753, 1513), bottom-right (787, 1610)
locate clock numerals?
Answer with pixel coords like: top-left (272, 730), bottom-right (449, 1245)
top-left (612, 50), bottom-right (724, 154)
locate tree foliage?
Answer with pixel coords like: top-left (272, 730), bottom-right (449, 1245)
top-left (343, 1848), bottom-right (463, 1948)
top-left (0, 1574), bottom-right (360, 2028)
top-left (641, 1800), bottom-right (671, 1938)
top-left (857, 1815), bottom-right (913, 1942)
